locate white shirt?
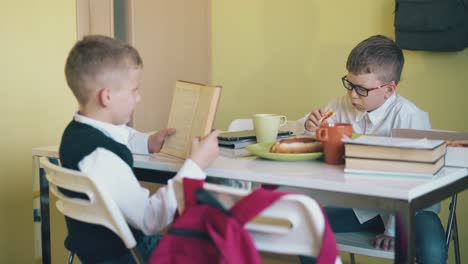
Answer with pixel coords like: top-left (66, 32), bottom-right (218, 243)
top-left (74, 113), bottom-right (206, 235)
top-left (298, 93), bottom-right (431, 136)
top-left (298, 93), bottom-right (437, 236)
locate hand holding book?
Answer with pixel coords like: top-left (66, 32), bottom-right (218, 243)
top-left (148, 128), bottom-right (176, 153)
top-left (189, 130), bottom-right (221, 169)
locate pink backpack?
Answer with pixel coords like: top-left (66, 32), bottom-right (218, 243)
top-left (149, 178), bottom-right (338, 264)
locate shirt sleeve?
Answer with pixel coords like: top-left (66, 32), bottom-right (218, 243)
top-left (297, 113), bottom-right (314, 135)
top-left (382, 214), bottom-right (395, 237)
top-left (78, 148), bottom-right (206, 235)
top-left (395, 104), bottom-right (432, 131)
top-left (126, 127), bottom-right (150, 154)
top-left (410, 111), bottom-right (431, 130)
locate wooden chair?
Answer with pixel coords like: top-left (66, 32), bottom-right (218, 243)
top-left (40, 157), bottom-right (145, 264)
top-left (173, 178), bottom-right (342, 263)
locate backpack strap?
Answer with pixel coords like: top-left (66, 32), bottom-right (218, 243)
top-left (316, 207), bottom-right (339, 264)
top-left (230, 188), bottom-right (286, 225)
top-left (182, 178), bottom-right (204, 209)
top-left (195, 188), bottom-right (231, 214)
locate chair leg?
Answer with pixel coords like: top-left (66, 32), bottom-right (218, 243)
top-left (67, 252), bottom-right (74, 264)
top-left (452, 212), bottom-right (461, 264)
top-left (445, 194), bottom-right (461, 264)
top-left (349, 253), bottom-right (356, 264)
top-left (129, 247), bottom-right (145, 264)
top-left (445, 194), bottom-right (457, 247)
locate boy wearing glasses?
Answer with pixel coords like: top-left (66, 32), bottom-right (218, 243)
top-left (299, 35), bottom-right (446, 264)
top-left (302, 34), bottom-right (430, 134)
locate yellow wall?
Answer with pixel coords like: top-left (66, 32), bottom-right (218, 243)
top-left (1, 0), bottom-right (467, 263)
top-left (0, 0), bottom-right (76, 262)
top-left (212, 1), bottom-right (468, 263)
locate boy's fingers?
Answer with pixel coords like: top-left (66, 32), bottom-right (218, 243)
top-left (207, 129), bottom-right (221, 139)
top-left (389, 239), bottom-right (395, 250)
top-left (373, 236), bottom-right (383, 249)
top-left (382, 238), bottom-right (390, 250)
top-left (305, 120), bottom-right (315, 131)
top-left (191, 137), bottom-right (200, 148)
top-left (166, 128), bottom-right (176, 135)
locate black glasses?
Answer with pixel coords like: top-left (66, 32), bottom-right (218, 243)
top-left (341, 75), bottom-right (397, 97)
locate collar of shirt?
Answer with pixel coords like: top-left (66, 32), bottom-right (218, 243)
top-left (353, 93), bottom-right (398, 125)
top-left (74, 112), bottom-right (130, 146)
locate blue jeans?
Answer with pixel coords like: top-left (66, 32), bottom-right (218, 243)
top-left (300, 208), bottom-right (447, 264)
top-left (97, 235), bottom-right (161, 264)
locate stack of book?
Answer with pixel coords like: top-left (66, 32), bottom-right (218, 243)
top-left (343, 135), bottom-right (447, 178)
top-left (218, 130), bottom-right (292, 157)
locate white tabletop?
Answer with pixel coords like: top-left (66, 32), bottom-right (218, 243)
top-left (34, 146), bottom-right (468, 202)
top-left (134, 153), bottom-right (468, 202)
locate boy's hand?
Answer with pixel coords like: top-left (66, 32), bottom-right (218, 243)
top-left (189, 130), bottom-right (221, 170)
top-left (305, 109), bottom-right (327, 132)
top-left (373, 234), bottom-right (395, 251)
top-left (148, 128), bottom-right (176, 153)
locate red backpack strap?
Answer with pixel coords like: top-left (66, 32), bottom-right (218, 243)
top-left (316, 207), bottom-right (339, 264)
top-left (182, 178), bottom-right (204, 209)
top-left (230, 188), bottom-right (286, 225)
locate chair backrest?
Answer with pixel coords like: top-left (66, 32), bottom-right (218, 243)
top-left (40, 157), bottom-right (137, 249)
top-left (228, 118), bottom-right (303, 135)
top-left (173, 178), bottom-right (341, 261)
top-left (228, 118), bottom-right (253, 131)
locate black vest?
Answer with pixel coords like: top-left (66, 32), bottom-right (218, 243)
top-left (59, 120), bottom-right (144, 263)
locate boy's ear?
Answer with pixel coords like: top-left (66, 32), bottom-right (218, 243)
top-left (97, 87), bottom-right (112, 107)
top-left (384, 84), bottom-right (396, 99)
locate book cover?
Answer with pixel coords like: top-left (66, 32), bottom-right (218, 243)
top-left (344, 135), bottom-right (446, 163)
top-left (219, 147), bottom-right (253, 158)
top-left (161, 80), bottom-right (221, 159)
top-left (345, 155), bottom-right (445, 177)
top-left (219, 140), bottom-right (255, 149)
top-left (392, 128), bottom-right (468, 168)
top-left (218, 130), bottom-right (292, 142)
top-left (218, 131), bottom-right (292, 149)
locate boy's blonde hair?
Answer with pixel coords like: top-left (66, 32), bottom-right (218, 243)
top-left (65, 35), bottom-right (143, 105)
top-left (346, 35), bottom-right (404, 83)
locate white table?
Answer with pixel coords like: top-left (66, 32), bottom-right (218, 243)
top-left (33, 147), bottom-right (468, 264)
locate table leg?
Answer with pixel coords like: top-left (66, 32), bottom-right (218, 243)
top-left (33, 156), bottom-right (51, 264)
top-left (395, 203), bottom-right (415, 264)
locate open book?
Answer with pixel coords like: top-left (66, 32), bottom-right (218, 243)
top-left (161, 81), bottom-right (222, 159)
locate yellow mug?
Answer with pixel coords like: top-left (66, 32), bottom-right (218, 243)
top-left (253, 114), bottom-right (287, 143)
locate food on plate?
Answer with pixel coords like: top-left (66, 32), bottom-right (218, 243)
top-left (270, 137), bottom-right (323, 153)
top-left (318, 109), bottom-right (335, 126)
top-left (446, 140), bottom-right (468, 148)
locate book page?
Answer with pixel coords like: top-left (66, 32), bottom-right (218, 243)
top-left (162, 84), bottom-right (200, 158)
top-left (343, 135), bottom-right (444, 149)
top-left (162, 81), bottom-right (221, 158)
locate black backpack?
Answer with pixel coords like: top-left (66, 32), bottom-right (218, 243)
top-left (394, 0), bottom-right (468, 51)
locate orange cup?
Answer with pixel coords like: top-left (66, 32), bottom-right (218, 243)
top-left (316, 123), bottom-right (352, 165)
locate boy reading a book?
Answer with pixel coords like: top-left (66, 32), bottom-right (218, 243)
top-left (60, 35), bottom-right (220, 263)
top-left (299, 35), bottom-right (446, 264)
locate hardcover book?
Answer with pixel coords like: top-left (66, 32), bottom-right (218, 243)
top-left (345, 155), bottom-right (445, 178)
top-left (161, 80), bottom-right (221, 159)
top-left (343, 135), bottom-right (446, 163)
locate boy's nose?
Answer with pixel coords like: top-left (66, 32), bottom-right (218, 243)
top-left (348, 88), bottom-right (359, 98)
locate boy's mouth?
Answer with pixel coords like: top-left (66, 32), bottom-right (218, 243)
top-left (352, 102), bottom-right (366, 111)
